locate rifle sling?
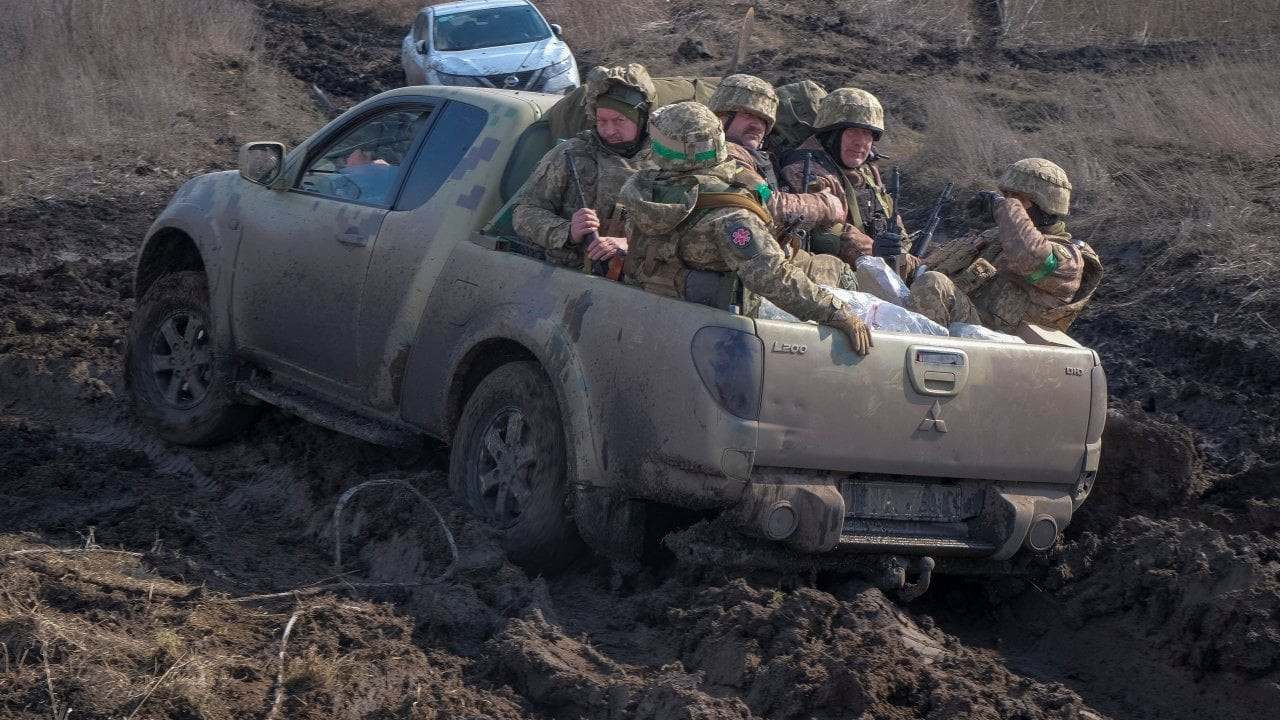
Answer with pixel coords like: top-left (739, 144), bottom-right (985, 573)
top-left (693, 191), bottom-right (772, 226)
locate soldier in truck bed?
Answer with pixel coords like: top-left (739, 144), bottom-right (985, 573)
top-left (705, 74), bottom-right (855, 290)
top-left (778, 87), bottom-right (910, 265)
top-left (621, 101), bottom-right (872, 355)
top-left (903, 158), bottom-right (1104, 333)
top-left (514, 64), bottom-right (657, 272)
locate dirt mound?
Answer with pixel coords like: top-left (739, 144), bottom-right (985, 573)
top-left (257, 0), bottom-right (408, 113)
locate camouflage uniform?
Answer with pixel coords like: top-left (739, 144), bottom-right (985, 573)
top-left (778, 88), bottom-right (908, 260)
top-left (709, 75), bottom-right (851, 290)
top-left (621, 102), bottom-right (872, 354)
top-left (906, 158), bottom-right (1103, 333)
top-left (513, 64), bottom-right (657, 269)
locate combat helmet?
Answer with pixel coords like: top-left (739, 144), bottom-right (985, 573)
top-left (584, 63), bottom-right (656, 125)
top-left (648, 101), bottom-right (727, 172)
top-left (998, 158), bottom-right (1072, 217)
top-left (706, 74), bottom-right (779, 133)
top-left (814, 88), bottom-right (885, 141)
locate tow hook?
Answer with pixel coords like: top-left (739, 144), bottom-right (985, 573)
top-left (882, 555), bottom-right (936, 601)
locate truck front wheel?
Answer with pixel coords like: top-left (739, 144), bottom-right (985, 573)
top-left (125, 271), bottom-right (258, 446)
top-left (449, 361), bottom-right (583, 574)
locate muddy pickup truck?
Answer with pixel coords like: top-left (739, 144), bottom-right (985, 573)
top-left (126, 86), bottom-right (1106, 593)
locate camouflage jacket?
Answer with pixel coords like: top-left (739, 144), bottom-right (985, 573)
top-left (924, 198), bottom-right (1101, 331)
top-left (513, 130), bottom-right (656, 267)
top-left (620, 161), bottom-right (845, 323)
top-left (780, 136), bottom-right (907, 252)
top-left (725, 142), bottom-right (843, 232)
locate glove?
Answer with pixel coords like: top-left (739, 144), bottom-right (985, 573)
top-left (838, 223), bottom-right (874, 264)
top-left (964, 191), bottom-right (1002, 224)
top-left (872, 231), bottom-right (904, 257)
top-left (827, 305), bottom-right (873, 356)
top-left (895, 253), bottom-right (924, 284)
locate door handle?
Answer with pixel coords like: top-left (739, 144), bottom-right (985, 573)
top-left (339, 228), bottom-right (368, 246)
top-left (907, 345), bottom-right (969, 397)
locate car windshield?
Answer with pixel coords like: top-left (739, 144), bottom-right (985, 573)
top-left (433, 5), bottom-right (551, 51)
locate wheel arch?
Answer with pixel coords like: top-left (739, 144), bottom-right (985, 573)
top-left (446, 338), bottom-right (539, 438)
top-left (134, 228), bottom-right (206, 301)
top-left (435, 324), bottom-right (605, 490)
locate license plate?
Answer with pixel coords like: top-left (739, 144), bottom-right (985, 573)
top-left (842, 481), bottom-right (983, 522)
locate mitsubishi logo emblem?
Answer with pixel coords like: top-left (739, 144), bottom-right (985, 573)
top-left (918, 400), bottom-right (948, 433)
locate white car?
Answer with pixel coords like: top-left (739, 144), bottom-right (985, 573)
top-left (401, 0), bottom-right (580, 94)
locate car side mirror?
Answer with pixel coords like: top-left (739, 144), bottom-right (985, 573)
top-left (239, 142), bottom-right (285, 186)
top-left (550, 23), bottom-right (562, 37)
top-left (417, 39), bottom-right (428, 54)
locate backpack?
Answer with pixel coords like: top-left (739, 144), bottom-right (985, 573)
top-left (545, 76), bottom-right (723, 142)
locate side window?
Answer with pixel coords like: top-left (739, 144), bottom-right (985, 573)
top-left (396, 101), bottom-right (488, 211)
top-left (412, 13), bottom-right (429, 43)
top-left (500, 119), bottom-right (551, 202)
top-left (298, 107), bottom-right (432, 207)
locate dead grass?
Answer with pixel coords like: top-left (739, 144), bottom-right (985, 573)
top-left (0, 0), bottom-right (325, 200)
top-left (289, 0), bottom-right (422, 24)
top-left (907, 48), bottom-right (1280, 306)
top-left (1002, 0), bottom-right (1280, 44)
top-left (838, 0), bottom-right (976, 45)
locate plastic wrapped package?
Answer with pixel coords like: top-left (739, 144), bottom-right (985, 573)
top-left (853, 256), bottom-right (910, 305)
top-left (949, 322), bottom-right (1025, 343)
top-left (758, 287), bottom-right (950, 336)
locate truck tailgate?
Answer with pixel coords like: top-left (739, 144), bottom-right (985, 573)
top-left (753, 320), bottom-right (1101, 485)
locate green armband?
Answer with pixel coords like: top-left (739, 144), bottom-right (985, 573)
top-left (1025, 251), bottom-right (1059, 284)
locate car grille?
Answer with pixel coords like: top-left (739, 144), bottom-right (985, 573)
top-left (481, 69), bottom-right (542, 90)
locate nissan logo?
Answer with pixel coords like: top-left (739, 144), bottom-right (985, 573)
top-left (503, 75), bottom-right (520, 88)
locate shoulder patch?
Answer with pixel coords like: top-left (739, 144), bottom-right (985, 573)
top-left (723, 221), bottom-right (762, 260)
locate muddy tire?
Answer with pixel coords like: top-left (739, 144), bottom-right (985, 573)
top-left (449, 361), bottom-right (584, 575)
top-left (125, 271), bottom-right (259, 446)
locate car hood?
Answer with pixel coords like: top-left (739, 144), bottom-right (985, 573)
top-left (432, 38), bottom-right (566, 74)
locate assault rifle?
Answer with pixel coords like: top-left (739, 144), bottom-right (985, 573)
top-left (869, 166), bottom-right (902, 257)
top-left (564, 150), bottom-right (614, 278)
top-left (910, 182), bottom-right (954, 258)
top-left (779, 213), bottom-right (807, 257)
top-left (889, 166), bottom-right (901, 232)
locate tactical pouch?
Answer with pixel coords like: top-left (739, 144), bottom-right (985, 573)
top-left (682, 269), bottom-right (740, 311)
top-left (954, 257), bottom-right (998, 295)
top-left (810, 228), bottom-right (842, 256)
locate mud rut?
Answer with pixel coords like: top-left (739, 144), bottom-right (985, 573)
top-left (3, 2), bottom-right (1279, 719)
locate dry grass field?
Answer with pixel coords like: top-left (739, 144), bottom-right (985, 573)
top-left (2, 1), bottom-right (1279, 718)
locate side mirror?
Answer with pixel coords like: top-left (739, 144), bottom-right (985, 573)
top-left (239, 142), bottom-right (285, 186)
top-left (550, 23), bottom-right (562, 37)
top-left (417, 39), bottom-right (428, 54)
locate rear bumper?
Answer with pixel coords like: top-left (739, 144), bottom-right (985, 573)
top-left (723, 469), bottom-right (1079, 561)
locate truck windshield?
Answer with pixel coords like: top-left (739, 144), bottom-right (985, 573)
top-left (433, 6), bottom-right (552, 51)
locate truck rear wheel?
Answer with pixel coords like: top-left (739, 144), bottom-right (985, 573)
top-left (125, 271), bottom-right (258, 446)
top-left (449, 361), bottom-right (583, 575)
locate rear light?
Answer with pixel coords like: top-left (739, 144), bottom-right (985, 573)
top-left (691, 326), bottom-right (763, 420)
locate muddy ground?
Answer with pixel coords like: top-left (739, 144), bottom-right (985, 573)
top-left (2, 1), bottom-right (1279, 719)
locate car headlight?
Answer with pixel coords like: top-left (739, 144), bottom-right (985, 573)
top-left (545, 55), bottom-right (575, 78)
top-left (432, 70), bottom-right (484, 86)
